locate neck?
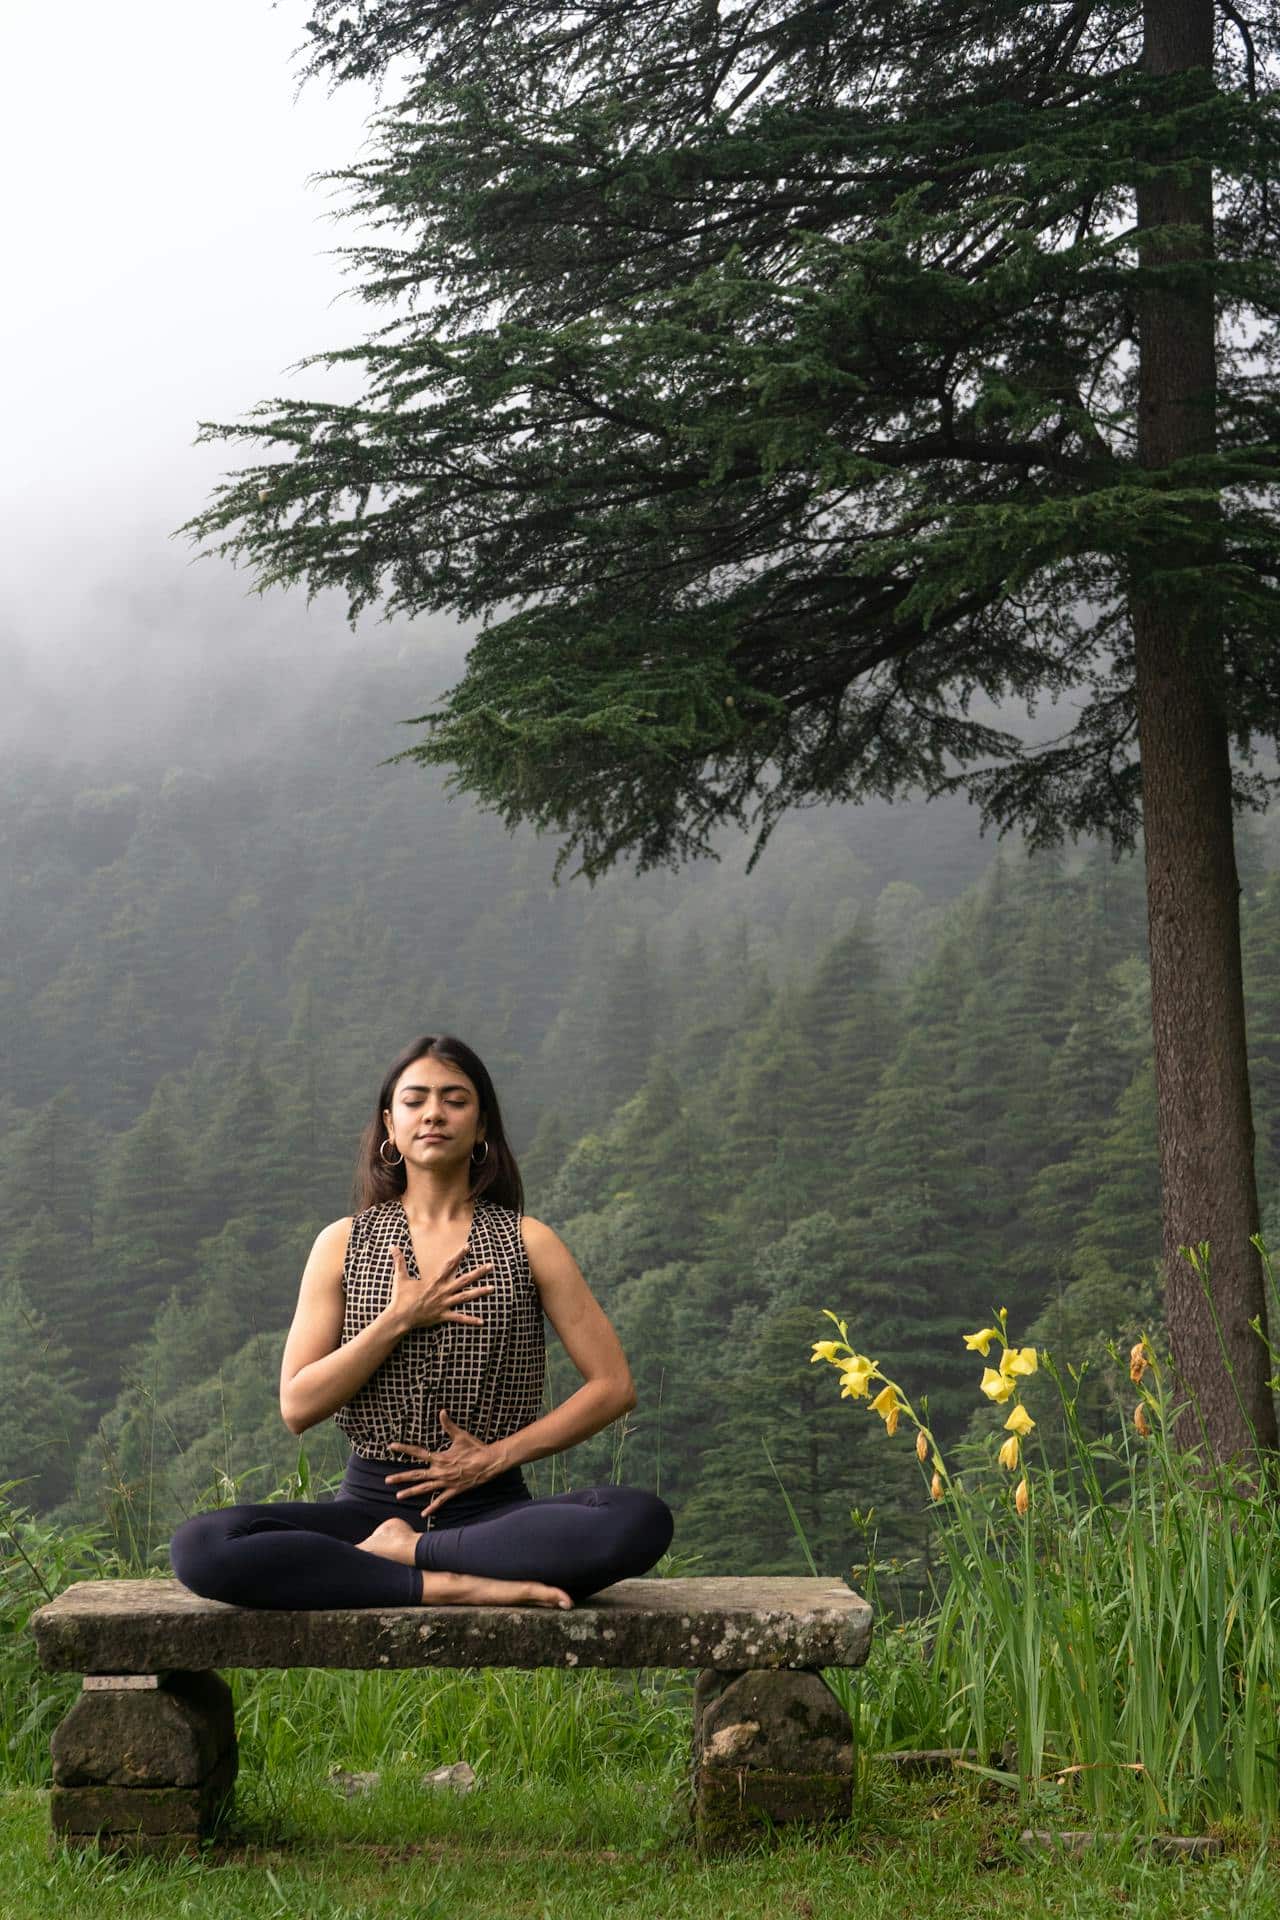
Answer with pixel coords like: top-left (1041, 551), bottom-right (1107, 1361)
top-left (397, 1170), bottom-right (477, 1225)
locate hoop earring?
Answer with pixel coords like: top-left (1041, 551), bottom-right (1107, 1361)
top-left (379, 1137), bottom-right (404, 1167)
top-left (471, 1139), bottom-right (489, 1164)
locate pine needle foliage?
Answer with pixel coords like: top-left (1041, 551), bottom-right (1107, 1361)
top-left (181, 2), bottom-right (1280, 878)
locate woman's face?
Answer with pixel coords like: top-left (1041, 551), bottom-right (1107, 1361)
top-left (383, 1055), bottom-right (485, 1170)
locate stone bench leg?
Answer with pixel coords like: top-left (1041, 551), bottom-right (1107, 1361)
top-left (49, 1670), bottom-right (237, 1858)
top-left (692, 1667), bottom-right (853, 1855)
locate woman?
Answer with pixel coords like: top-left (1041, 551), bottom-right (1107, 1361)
top-left (169, 1034), bottom-right (674, 1610)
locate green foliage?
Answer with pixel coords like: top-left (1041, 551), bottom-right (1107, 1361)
top-left (0, 1279), bottom-right (83, 1512)
top-left (7, 643), bottom-right (1280, 1582)
top-left (179, 3), bottom-right (1280, 878)
top-left (806, 1289), bottom-right (1280, 1831)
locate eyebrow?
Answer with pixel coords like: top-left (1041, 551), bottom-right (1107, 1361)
top-left (399, 1082), bottom-right (471, 1095)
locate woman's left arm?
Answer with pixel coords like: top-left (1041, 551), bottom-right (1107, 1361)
top-left (487, 1216), bottom-right (636, 1475)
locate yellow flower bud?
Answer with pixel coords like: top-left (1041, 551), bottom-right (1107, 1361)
top-left (963, 1327), bottom-right (999, 1356)
top-left (1134, 1402), bottom-right (1151, 1437)
top-left (870, 1384), bottom-right (901, 1435)
top-left (980, 1367), bottom-right (1017, 1405)
top-left (1129, 1339), bottom-right (1149, 1385)
top-left (916, 1429), bottom-right (929, 1462)
top-left (998, 1434), bottom-right (1020, 1471)
top-left (1004, 1403), bottom-right (1035, 1437)
top-left (1014, 1478), bottom-right (1029, 1515)
top-left (930, 1470), bottom-right (944, 1501)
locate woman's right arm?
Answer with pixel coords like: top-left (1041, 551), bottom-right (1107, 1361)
top-left (279, 1216), bottom-right (409, 1436)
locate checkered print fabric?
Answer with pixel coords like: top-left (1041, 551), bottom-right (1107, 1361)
top-left (333, 1198), bottom-right (546, 1460)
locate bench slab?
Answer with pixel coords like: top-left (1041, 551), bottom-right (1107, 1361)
top-left (32, 1575), bottom-right (872, 1674)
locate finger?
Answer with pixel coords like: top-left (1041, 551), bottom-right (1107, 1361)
top-left (444, 1313), bottom-right (486, 1326)
top-left (438, 1410), bottom-right (459, 1432)
top-left (448, 1267), bottom-right (495, 1289)
top-left (421, 1487), bottom-right (458, 1519)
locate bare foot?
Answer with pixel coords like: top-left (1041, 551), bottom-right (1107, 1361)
top-left (354, 1517), bottom-right (573, 1608)
top-left (419, 1571), bottom-right (575, 1609)
top-left (354, 1516), bottom-right (419, 1565)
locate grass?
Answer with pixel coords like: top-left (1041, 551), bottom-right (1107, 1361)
top-left (6, 1764), bottom-right (1280, 1918)
top-left (9, 1246), bottom-right (1280, 1911)
top-left (808, 1261), bottom-right (1280, 1837)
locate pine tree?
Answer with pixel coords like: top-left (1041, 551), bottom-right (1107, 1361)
top-left (607, 1061), bottom-right (718, 1267)
top-left (190, 1037), bottom-right (293, 1238)
top-left (793, 911), bottom-right (901, 1148)
top-left (684, 1213), bottom-right (926, 1580)
top-left (0, 1270), bottom-right (84, 1511)
top-left (518, 1108), bottom-right (571, 1211)
top-left (89, 1078), bottom-right (200, 1387)
top-left (0, 1089), bottom-right (94, 1247)
top-left (841, 1024), bottom-right (1000, 1446)
top-left (718, 1003), bottom-right (823, 1241)
top-left (2, 1206), bottom-right (98, 1415)
top-left (185, 0), bottom-right (1280, 1457)
top-left (871, 881), bottom-right (935, 983)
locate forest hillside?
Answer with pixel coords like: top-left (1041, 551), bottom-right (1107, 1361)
top-left (5, 639), bottom-right (1279, 1595)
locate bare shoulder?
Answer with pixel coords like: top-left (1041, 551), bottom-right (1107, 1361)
top-left (302, 1215), bottom-right (355, 1285)
top-left (315, 1215), bottom-right (355, 1255)
top-left (519, 1214), bottom-right (561, 1253)
top-left (519, 1215), bottom-right (578, 1280)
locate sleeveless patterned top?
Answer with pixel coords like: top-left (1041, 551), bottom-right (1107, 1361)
top-left (333, 1197), bottom-right (546, 1461)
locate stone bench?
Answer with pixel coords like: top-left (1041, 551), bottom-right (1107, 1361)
top-left (31, 1574), bottom-right (873, 1858)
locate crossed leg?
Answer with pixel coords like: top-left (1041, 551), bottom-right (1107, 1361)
top-left (170, 1485), bottom-right (672, 1611)
top-left (401, 1484), bottom-right (675, 1604)
top-left (169, 1497), bottom-right (572, 1611)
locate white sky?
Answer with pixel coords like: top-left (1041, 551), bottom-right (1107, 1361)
top-left (0, 4), bottom-right (1152, 784)
top-left (0, 1), bottom-right (428, 734)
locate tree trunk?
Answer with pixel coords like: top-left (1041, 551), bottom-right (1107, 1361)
top-left (1131, 0), bottom-right (1277, 1457)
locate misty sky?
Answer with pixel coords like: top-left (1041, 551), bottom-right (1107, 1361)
top-left (1, 2), bottom-right (455, 756)
top-left (0, 4), bottom-right (1106, 783)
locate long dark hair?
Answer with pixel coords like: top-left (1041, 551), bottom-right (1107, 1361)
top-left (352, 1034), bottom-right (524, 1214)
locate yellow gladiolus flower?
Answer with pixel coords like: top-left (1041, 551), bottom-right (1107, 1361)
top-left (838, 1355), bottom-right (875, 1399)
top-left (998, 1435), bottom-right (1020, 1471)
top-left (1004, 1403), bottom-right (1035, 1437)
top-left (1129, 1339), bottom-right (1149, 1385)
top-left (963, 1327), bottom-right (1000, 1356)
top-left (810, 1340), bottom-right (843, 1364)
top-left (870, 1384), bottom-right (901, 1434)
top-left (1015, 1478), bottom-right (1029, 1515)
top-left (999, 1346), bottom-right (1038, 1379)
top-left (930, 1470), bottom-right (944, 1501)
top-left (980, 1367), bottom-right (1017, 1404)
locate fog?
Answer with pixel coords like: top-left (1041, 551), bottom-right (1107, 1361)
top-left (0, 1), bottom-right (1227, 802)
top-left (0, 0), bottom-right (451, 764)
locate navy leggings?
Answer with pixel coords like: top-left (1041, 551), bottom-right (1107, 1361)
top-left (169, 1465), bottom-right (674, 1610)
